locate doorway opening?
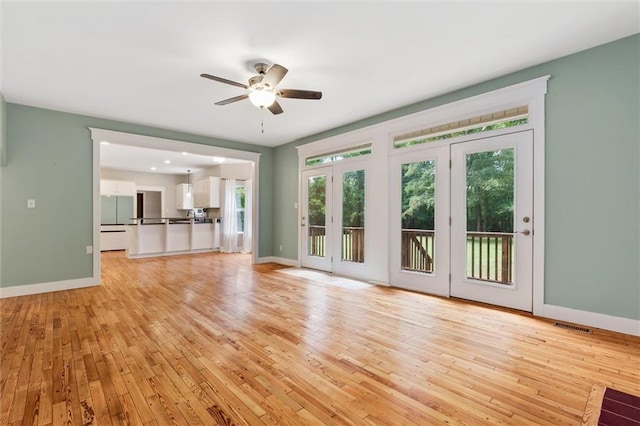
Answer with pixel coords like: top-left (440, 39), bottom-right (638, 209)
top-left (90, 128), bottom-right (261, 279)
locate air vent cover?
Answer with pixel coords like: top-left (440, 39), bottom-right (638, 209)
top-left (553, 321), bottom-right (592, 334)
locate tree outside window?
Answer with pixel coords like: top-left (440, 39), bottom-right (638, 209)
top-left (235, 184), bottom-right (245, 233)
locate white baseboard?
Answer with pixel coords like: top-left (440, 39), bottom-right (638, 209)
top-left (542, 304), bottom-right (640, 336)
top-left (256, 256), bottom-right (300, 267)
top-left (0, 277), bottom-right (100, 299)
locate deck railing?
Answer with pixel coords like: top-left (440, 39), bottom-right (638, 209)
top-left (342, 227), bottom-right (365, 263)
top-left (467, 232), bottom-right (514, 284)
top-left (307, 225), bottom-right (366, 262)
top-left (401, 229), bottom-right (435, 273)
top-left (311, 227), bottom-right (513, 282)
top-left (308, 225), bottom-right (326, 257)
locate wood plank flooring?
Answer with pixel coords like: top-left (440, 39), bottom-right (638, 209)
top-left (1, 251), bottom-right (639, 425)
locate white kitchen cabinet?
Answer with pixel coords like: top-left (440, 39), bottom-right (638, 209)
top-left (175, 183), bottom-right (193, 210)
top-left (100, 225), bottom-right (128, 251)
top-left (100, 179), bottom-right (136, 196)
top-left (193, 177), bottom-right (221, 208)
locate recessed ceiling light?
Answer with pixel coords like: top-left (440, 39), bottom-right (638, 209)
top-left (100, 141), bottom-right (110, 145)
top-left (164, 160), bottom-right (171, 164)
top-left (181, 152), bottom-right (188, 155)
top-left (213, 156), bottom-right (226, 163)
top-left (150, 167), bottom-right (156, 171)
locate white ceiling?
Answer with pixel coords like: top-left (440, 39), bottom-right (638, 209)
top-left (100, 143), bottom-right (248, 175)
top-left (2, 2), bottom-right (639, 148)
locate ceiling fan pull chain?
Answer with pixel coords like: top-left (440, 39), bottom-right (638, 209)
top-left (261, 106), bottom-right (265, 134)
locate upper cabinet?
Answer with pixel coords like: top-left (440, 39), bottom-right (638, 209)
top-left (194, 177), bottom-right (221, 208)
top-left (100, 179), bottom-right (136, 196)
top-left (175, 183), bottom-right (193, 210)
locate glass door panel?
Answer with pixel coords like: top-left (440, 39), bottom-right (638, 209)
top-left (401, 160), bottom-right (436, 273)
top-left (465, 148), bottom-right (515, 284)
top-left (300, 168), bottom-right (333, 272)
top-left (332, 160), bottom-right (371, 280)
top-left (389, 145), bottom-right (449, 296)
top-left (307, 175), bottom-right (327, 258)
top-left (341, 170), bottom-right (365, 263)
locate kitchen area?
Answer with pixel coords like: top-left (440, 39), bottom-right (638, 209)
top-left (99, 141), bottom-right (254, 258)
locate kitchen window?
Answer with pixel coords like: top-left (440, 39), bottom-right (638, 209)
top-left (235, 182), bottom-right (245, 233)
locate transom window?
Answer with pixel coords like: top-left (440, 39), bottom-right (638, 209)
top-left (305, 143), bottom-right (372, 167)
top-left (394, 106), bottom-right (528, 149)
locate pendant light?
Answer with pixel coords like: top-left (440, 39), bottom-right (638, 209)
top-left (186, 170), bottom-right (192, 198)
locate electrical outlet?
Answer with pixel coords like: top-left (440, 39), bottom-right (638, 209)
top-left (279, 245), bottom-right (283, 252)
top-left (86, 245), bottom-right (93, 254)
top-left (27, 199), bottom-right (36, 209)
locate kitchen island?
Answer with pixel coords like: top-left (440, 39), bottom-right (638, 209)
top-left (126, 217), bottom-right (220, 259)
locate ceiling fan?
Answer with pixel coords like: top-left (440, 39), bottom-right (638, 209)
top-left (200, 63), bottom-right (322, 115)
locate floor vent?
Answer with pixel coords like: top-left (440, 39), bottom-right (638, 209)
top-left (553, 322), bottom-right (592, 334)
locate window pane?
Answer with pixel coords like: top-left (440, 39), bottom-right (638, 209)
top-left (307, 176), bottom-right (327, 257)
top-left (465, 149), bottom-right (515, 284)
top-left (236, 210), bottom-right (244, 232)
top-left (305, 144), bottom-right (372, 166)
top-left (342, 170), bottom-right (365, 263)
top-left (394, 117), bottom-right (528, 149)
top-left (235, 186), bottom-right (245, 208)
top-left (401, 160), bottom-right (435, 273)
top-left (235, 185), bottom-right (245, 233)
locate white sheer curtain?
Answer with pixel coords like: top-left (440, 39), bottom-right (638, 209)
top-left (242, 179), bottom-right (252, 253)
top-left (220, 178), bottom-right (238, 253)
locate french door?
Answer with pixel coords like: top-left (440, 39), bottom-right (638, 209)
top-left (300, 161), bottom-right (369, 277)
top-left (300, 167), bottom-right (333, 272)
top-left (390, 130), bottom-right (534, 311)
top-left (389, 145), bottom-right (450, 296)
top-left (450, 131), bottom-right (533, 311)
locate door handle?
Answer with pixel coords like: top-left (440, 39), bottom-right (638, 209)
top-left (519, 229), bottom-right (531, 236)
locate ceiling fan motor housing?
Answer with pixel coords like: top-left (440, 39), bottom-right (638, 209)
top-left (254, 63), bottom-right (269, 74)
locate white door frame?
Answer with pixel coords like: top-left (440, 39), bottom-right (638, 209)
top-left (450, 130), bottom-right (534, 311)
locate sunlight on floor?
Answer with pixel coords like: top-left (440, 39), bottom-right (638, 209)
top-left (277, 268), bottom-right (373, 290)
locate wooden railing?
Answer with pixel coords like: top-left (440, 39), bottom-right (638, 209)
top-left (467, 232), bottom-right (513, 284)
top-left (342, 227), bottom-right (365, 263)
top-left (308, 225), bottom-right (326, 257)
top-left (401, 229), bottom-right (435, 273)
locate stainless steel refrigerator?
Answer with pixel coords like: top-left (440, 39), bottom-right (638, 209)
top-left (100, 195), bottom-right (134, 225)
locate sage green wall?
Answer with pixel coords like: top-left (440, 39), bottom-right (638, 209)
top-left (273, 34), bottom-right (640, 320)
top-left (1, 105), bottom-right (273, 287)
top-left (0, 93), bottom-right (6, 166)
top-left (0, 93), bottom-right (6, 287)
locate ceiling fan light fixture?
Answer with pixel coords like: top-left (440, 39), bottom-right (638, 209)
top-left (248, 87), bottom-right (276, 108)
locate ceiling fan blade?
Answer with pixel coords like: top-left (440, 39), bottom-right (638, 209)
top-left (268, 101), bottom-right (284, 115)
top-left (278, 89), bottom-right (322, 100)
top-left (201, 73), bottom-right (248, 89)
top-left (262, 64), bottom-right (288, 88)
top-left (215, 94), bottom-right (249, 105)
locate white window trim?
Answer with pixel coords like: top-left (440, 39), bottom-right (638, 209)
top-left (297, 75), bottom-right (549, 317)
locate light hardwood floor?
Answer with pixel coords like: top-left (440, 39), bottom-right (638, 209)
top-left (1, 251), bottom-right (639, 425)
